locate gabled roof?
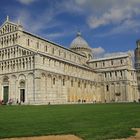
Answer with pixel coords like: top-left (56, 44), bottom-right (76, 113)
top-left (0, 16), bottom-right (22, 35)
top-left (23, 31), bottom-right (86, 57)
top-left (0, 20), bottom-right (17, 30)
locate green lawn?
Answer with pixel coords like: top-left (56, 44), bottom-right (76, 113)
top-left (0, 103), bottom-right (140, 140)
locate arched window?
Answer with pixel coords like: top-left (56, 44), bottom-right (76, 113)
top-left (120, 59), bottom-right (123, 64)
top-left (45, 45), bottom-right (47, 52)
top-left (62, 79), bottom-right (65, 86)
top-left (90, 84), bottom-right (92, 89)
top-left (59, 50), bottom-right (61, 56)
top-left (71, 80), bottom-right (73, 87)
top-left (43, 57), bottom-right (45, 64)
top-left (111, 60), bottom-right (113, 65)
top-left (106, 85), bottom-right (109, 91)
top-left (115, 71), bottom-right (117, 76)
top-left (105, 73), bottom-right (107, 77)
top-left (37, 42), bottom-right (39, 49)
top-left (84, 83), bottom-right (86, 88)
top-left (52, 48), bottom-right (54, 54)
top-left (96, 63), bottom-right (97, 67)
top-left (103, 61), bottom-right (105, 66)
top-left (78, 81), bottom-right (80, 87)
top-left (53, 78), bottom-right (55, 85)
top-left (27, 39), bottom-right (30, 46)
top-left (120, 71), bottom-right (123, 77)
top-left (64, 52), bottom-right (66, 58)
top-left (22, 50), bottom-right (26, 55)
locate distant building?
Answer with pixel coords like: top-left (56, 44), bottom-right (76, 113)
top-left (0, 17), bottom-right (139, 104)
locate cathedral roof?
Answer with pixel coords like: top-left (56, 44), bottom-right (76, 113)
top-left (88, 54), bottom-right (129, 62)
top-left (70, 32), bottom-right (90, 49)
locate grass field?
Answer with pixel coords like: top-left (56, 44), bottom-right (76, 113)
top-left (0, 103), bottom-right (140, 140)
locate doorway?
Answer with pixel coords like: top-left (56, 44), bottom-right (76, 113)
top-left (19, 80), bottom-right (25, 103)
top-left (3, 86), bottom-right (9, 104)
top-left (20, 89), bottom-right (25, 102)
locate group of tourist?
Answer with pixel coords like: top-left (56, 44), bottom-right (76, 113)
top-left (0, 98), bottom-right (13, 105)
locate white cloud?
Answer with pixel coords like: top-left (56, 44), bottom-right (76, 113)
top-left (109, 19), bottom-right (140, 35)
top-left (104, 52), bottom-right (128, 57)
top-left (11, 0), bottom-right (140, 40)
top-left (75, 0), bottom-right (86, 5)
top-left (43, 32), bottom-right (68, 40)
top-left (56, 0), bottom-right (85, 14)
top-left (88, 6), bottom-right (140, 29)
top-left (95, 19), bottom-right (140, 37)
top-left (104, 50), bottom-right (135, 64)
top-left (104, 50), bottom-right (134, 60)
top-left (13, 0), bottom-right (88, 40)
top-left (92, 46), bottom-right (134, 60)
top-left (92, 47), bottom-right (105, 58)
top-left (16, 0), bottom-right (37, 5)
top-left (72, 0), bottom-right (140, 34)
top-left (14, 7), bottom-right (60, 33)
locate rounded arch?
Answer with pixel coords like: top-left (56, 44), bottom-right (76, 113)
top-left (51, 75), bottom-right (58, 86)
top-left (18, 74), bottom-right (26, 80)
top-left (3, 76), bottom-right (9, 85)
top-left (11, 75), bottom-right (17, 80)
top-left (19, 80), bottom-right (25, 88)
top-left (28, 73), bottom-right (34, 77)
top-left (3, 76), bottom-right (9, 81)
top-left (41, 73), bottom-right (46, 77)
top-left (58, 75), bottom-right (62, 80)
top-left (47, 73), bottom-right (52, 78)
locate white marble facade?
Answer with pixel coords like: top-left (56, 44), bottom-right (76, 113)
top-left (0, 17), bottom-right (139, 104)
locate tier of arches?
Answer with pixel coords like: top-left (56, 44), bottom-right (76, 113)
top-left (0, 56), bottom-right (34, 74)
top-left (0, 33), bottom-right (18, 47)
top-left (40, 54), bottom-right (95, 81)
top-left (102, 81), bottom-right (138, 102)
top-left (0, 46), bottom-right (33, 60)
top-left (0, 71), bottom-right (138, 104)
top-left (38, 72), bottom-right (97, 104)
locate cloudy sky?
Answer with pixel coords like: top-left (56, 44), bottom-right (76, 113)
top-left (0, 0), bottom-right (140, 57)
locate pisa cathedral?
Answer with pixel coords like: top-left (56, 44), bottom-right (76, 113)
top-left (0, 17), bottom-right (139, 105)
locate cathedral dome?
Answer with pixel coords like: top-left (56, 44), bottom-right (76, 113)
top-left (69, 32), bottom-right (93, 60)
top-left (70, 32), bottom-right (90, 49)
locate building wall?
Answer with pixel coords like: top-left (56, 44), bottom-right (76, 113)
top-left (0, 19), bottom-right (139, 105)
top-left (88, 55), bottom-right (139, 102)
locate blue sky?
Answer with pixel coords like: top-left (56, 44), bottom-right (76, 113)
top-left (0, 0), bottom-right (140, 57)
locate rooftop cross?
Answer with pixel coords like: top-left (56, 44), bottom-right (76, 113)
top-left (77, 31), bottom-right (82, 37)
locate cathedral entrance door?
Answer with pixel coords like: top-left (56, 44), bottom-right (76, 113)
top-left (3, 86), bottom-right (9, 104)
top-left (20, 89), bottom-right (25, 102)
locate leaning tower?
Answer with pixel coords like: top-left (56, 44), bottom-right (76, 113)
top-left (135, 39), bottom-right (140, 91)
